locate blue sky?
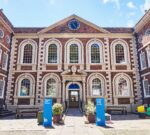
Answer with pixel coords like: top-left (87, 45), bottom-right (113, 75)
top-left (0, 0), bottom-right (150, 27)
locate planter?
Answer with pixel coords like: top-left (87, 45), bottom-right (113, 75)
top-left (53, 115), bottom-right (62, 123)
top-left (37, 111), bottom-right (43, 125)
top-left (87, 114), bottom-right (95, 123)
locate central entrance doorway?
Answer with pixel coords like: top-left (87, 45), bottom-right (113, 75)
top-left (68, 83), bottom-right (80, 108)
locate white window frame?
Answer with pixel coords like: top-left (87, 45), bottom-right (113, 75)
top-left (18, 39), bottom-right (37, 65)
top-left (143, 79), bottom-right (150, 98)
top-left (113, 73), bottom-right (133, 98)
top-left (87, 73), bottom-right (105, 98)
top-left (65, 39), bottom-right (84, 64)
top-left (140, 51), bottom-right (147, 70)
top-left (2, 52), bottom-right (8, 70)
top-left (44, 39), bottom-right (62, 65)
top-left (111, 39), bottom-right (129, 65)
top-left (146, 46), bottom-right (150, 67)
top-left (0, 79), bottom-right (5, 98)
top-left (0, 49), bottom-right (2, 62)
top-left (86, 39), bottom-right (104, 65)
top-left (43, 73), bottom-right (61, 98)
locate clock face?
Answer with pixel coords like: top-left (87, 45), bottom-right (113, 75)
top-left (68, 19), bottom-right (80, 30)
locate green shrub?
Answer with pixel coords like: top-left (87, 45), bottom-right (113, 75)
top-left (85, 101), bottom-right (95, 115)
top-left (52, 103), bottom-right (63, 115)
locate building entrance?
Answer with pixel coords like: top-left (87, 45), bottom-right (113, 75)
top-left (68, 83), bottom-right (80, 108)
top-left (69, 90), bottom-right (79, 108)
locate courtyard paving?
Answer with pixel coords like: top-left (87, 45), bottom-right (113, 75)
top-left (0, 110), bottom-right (150, 135)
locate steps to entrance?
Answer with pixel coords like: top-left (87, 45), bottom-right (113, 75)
top-left (0, 109), bottom-right (15, 118)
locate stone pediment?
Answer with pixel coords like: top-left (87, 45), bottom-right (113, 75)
top-left (38, 14), bottom-right (110, 34)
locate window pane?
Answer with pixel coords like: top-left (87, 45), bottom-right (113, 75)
top-left (48, 44), bottom-right (57, 63)
top-left (146, 47), bottom-right (150, 67)
top-left (91, 44), bottom-right (100, 63)
top-left (115, 44), bottom-right (125, 63)
top-left (92, 78), bottom-right (102, 96)
top-left (2, 53), bottom-right (8, 69)
top-left (23, 44), bottom-right (32, 63)
top-left (46, 78), bottom-right (56, 96)
top-left (20, 79), bottom-right (30, 96)
top-left (144, 80), bottom-right (150, 96)
top-left (70, 44), bottom-right (78, 63)
top-left (0, 80), bottom-right (4, 97)
top-left (141, 52), bottom-right (147, 69)
top-left (117, 78), bottom-right (129, 96)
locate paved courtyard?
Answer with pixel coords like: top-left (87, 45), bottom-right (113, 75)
top-left (0, 109), bottom-right (150, 135)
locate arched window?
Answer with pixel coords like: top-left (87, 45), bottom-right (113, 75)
top-left (20, 79), bottom-right (30, 96)
top-left (48, 44), bottom-right (57, 63)
top-left (92, 78), bottom-right (102, 96)
top-left (116, 78), bottom-right (129, 96)
top-left (70, 44), bottom-right (78, 63)
top-left (91, 44), bottom-right (100, 63)
top-left (46, 78), bottom-right (56, 96)
top-left (115, 44), bottom-right (125, 63)
top-left (23, 44), bottom-right (33, 63)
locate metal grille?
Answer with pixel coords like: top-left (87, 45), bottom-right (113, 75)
top-left (46, 78), bottom-right (56, 96)
top-left (48, 44), bottom-right (57, 63)
top-left (91, 44), bottom-right (100, 63)
top-left (20, 79), bottom-right (30, 96)
top-left (70, 44), bottom-right (78, 63)
top-left (115, 44), bottom-right (125, 63)
top-left (92, 78), bottom-right (102, 96)
top-left (23, 44), bottom-right (33, 63)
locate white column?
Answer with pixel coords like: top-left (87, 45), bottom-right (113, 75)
top-left (82, 81), bottom-right (86, 102)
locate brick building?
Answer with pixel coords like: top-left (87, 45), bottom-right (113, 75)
top-left (135, 10), bottom-right (150, 106)
top-left (1, 9), bottom-right (150, 112)
top-left (0, 9), bottom-right (13, 108)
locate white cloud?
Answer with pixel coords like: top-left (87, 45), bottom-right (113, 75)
top-left (127, 20), bottom-right (134, 27)
top-left (1, 0), bottom-right (9, 4)
top-left (49, 0), bottom-right (55, 5)
top-left (127, 2), bottom-right (136, 9)
top-left (102, 0), bottom-right (120, 9)
top-left (140, 0), bottom-right (150, 13)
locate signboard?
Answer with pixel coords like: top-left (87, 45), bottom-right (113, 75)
top-left (43, 98), bottom-right (52, 127)
top-left (96, 98), bottom-right (105, 126)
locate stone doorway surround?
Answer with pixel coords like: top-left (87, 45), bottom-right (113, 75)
top-left (61, 66), bottom-right (87, 104)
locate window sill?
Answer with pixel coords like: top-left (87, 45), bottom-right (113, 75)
top-left (14, 96), bottom-right (34, 99)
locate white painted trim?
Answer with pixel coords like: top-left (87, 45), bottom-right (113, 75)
top-left (0, 43), bottom-right (10, 52)
top-left (0, 79), bottom-right (5, 99)
top-left (2, 52), bottom-right (8, 71)
top-left (0, 48), bottom-right (2, 62)
top-left (143, 79), bottom-right (150, 98)
top-left (111, 39), bottom-right (130, 65)
top-left (113, 73), bottom-right (133, 97)
top-left (86, 39), bottom-right (104, 65)
top-left (66, 82), bottom-right (82, 100)
top-left (15, 73), bottom-right (35, 98)
top-left (42, 73), bottom-right (61, 98)
top-left (87, 73), bottom-right (106, 97)
top-left (140, 51), bottom-right (147, 70)
top-left (17, 39), bottom-right (37, 64)
top-left (64, 38), bottom-right (84, 65)
top-left (146, 46), bottom-right (150, 67)
top-left (44, 38), bottom-right (62, 64)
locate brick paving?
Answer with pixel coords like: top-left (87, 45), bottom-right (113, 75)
top-left (0, 110), bottom-right (150, 135)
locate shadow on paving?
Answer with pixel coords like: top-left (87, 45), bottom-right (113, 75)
top-left (66, 108), bottom-right (83, 117)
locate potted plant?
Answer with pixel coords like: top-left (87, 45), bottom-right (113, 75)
top-left (85, 101), bottom-right (96, 123)
top-left (52, 103), bottom-right (63, 123)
